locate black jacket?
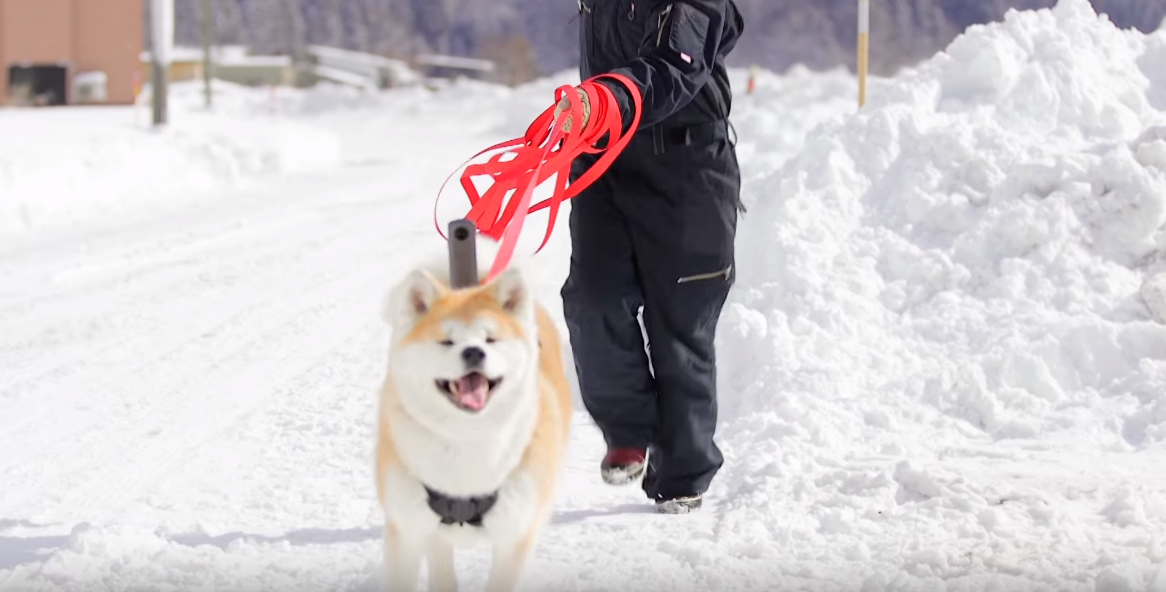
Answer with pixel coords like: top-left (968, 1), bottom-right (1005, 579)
top-left (578, 0), bottom-right (745, 133)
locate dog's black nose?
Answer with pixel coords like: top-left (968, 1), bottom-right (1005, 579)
top-left (461, 346), bottom-right (486, 367)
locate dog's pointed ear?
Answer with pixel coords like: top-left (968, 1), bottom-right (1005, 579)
top-left (385, 268), bottom-right (447, 328)
top-left (487, 265), bottom-right (533, 317)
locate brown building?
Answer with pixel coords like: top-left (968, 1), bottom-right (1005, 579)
top-left (0, 0), bottom-right (142, 106)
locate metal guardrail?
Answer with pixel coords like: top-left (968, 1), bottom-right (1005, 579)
top-left (304, 45), bottom-right (414, 89)
top-left (414, 54), bottom-right (495, 73)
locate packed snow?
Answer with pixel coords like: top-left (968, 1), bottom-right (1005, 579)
top-left (0, 90), bottom-right (343, 240)
top-left (1, 0), bottom-right (1165, 590)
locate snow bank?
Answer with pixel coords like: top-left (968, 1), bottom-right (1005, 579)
top-left (730, 64), bottom-right (859, 177)
top-left (0, 82), bottom-right (342, 239)
top-left (0, 523), bottom-right (380, 592)
top-left (716, 0), bottom-right (1166, 586)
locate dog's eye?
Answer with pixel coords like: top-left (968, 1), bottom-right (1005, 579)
top-left (485, 336), bottom-right (496, 344)
top-left (439, 339), bottom-right (454, 347)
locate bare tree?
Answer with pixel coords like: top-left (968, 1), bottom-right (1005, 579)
top-left (478, 33), bottom-right (539, 86)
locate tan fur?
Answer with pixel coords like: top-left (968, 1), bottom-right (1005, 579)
top-left (524, 305), bottom-right (573, 497)
top-left (374, 266), bottom-right (572, 592)
top-left (375, 297), bottom-right (570, 510)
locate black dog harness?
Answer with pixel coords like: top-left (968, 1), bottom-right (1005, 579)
top-left (425, 486), bottom-right (498, 527)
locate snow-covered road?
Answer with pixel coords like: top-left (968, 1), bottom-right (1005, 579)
top-left (0, 79), bottom-right (849, 589)
top-left (0, 119), bottom-right (623, 591)
top-left (0, 70), bottom-right (835, 591)
top-left (3, 2), bottom-right (1166, 590)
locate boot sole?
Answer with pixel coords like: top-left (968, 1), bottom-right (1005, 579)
top-left (656, 496), bottom-right (703, 514)
top-left (600, 462), bottom-right (646, 486)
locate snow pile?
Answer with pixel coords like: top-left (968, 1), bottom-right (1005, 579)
top-left (0, 84), bottom-right (342, 239)
top-left (716, 0), bottom-right (1166, 586)
top-left (730, 65), bottom-right (859, 177)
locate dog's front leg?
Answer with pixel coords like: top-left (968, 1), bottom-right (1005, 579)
top-left (426, 535), bottom-right (457, 592)
top-left (384, 522), bottom-right (424, 592)
top-left (482, 471), bottom-right (546, 592)
top-left (484, 534), bottom-right (536, 592)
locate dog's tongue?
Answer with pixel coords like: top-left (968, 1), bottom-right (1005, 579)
top-left (454, 374), bottom-right (489, 411)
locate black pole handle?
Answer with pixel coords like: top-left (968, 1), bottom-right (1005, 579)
top-left (448, 219), bottom-right (479, 289)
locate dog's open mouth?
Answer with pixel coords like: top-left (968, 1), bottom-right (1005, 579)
top-left (436, 373), bottom-right (501, 413)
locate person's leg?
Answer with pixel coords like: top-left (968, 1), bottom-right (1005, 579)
top-left (619, 128), bottom-right (740, 511)
top-left (561, 156), bottom-right (657, 483)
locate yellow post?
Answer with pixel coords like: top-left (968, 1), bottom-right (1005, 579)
top-left (858, 0), bottom-right (869, 107)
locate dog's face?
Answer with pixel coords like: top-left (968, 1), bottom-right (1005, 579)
top-left (384, 265), bottom-right (539, 438)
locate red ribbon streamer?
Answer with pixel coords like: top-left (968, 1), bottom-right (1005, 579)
top-left (435, 73), bottom-right (643, 284)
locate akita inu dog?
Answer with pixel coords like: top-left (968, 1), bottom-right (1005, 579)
top-left (375, 245), bottom-right (572, 592)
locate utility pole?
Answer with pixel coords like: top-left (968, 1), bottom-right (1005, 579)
top-left (858, 0), bottom-right (869, 108)
top-left (151, 0), bottom-right (174, 126)
top-left (201, 0), bottom-right (214, 110)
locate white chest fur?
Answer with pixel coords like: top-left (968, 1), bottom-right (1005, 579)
top-left (388, 396), bottom-right (538, 497)
top-left (380, 398), bottom-right (543, 550)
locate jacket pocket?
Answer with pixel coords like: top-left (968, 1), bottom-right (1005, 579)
top-left (579, 0), bottom-right (597, 62)
top-left (654, 2), bottom-right (712, 72)
top-left (677, 264), bottom-right (732, 284)
top-left (616, 0), bottom-right (644, 61)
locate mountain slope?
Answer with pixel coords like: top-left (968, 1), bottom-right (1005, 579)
top-left (160, 0), bottom-right (1166, 80)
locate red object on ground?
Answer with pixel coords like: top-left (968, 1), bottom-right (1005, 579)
top-left (435, 73), bottom-right (643, 284)
top-left (603, 447), bottom-right (647, 468)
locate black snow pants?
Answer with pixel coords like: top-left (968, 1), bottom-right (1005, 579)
top-left (561, 118), bottom-right (740, 501)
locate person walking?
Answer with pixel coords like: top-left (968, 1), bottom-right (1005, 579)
top-left (555, 0), bottom-right (746, 514)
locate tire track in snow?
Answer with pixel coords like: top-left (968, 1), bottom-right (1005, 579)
top-left (0, 172), bottom-right (382, 396)
top-left (0, 211), bottom-right (333, 464)
top-left (0, 210), bottom-right (324, 416)
top-left (63, 274), bottom-right (386, 522)
top-left (0, 165), bottom-right (433, 521)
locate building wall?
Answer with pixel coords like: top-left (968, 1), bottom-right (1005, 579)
top-left (2, 0), bottom-right (73, 62)
top-left (0, 0), bottom-right (71, 103)
top-left (0, 0), bottom-right (142, 105)
top-left (0, 2), bottom-right (5, 103)
top-left (74, 0), bottom-right (142, 104)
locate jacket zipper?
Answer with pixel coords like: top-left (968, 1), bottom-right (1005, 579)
top-left (656, 4), bottom-right (673, 47)
top-left (677, 264), bottom-right (732, 284)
